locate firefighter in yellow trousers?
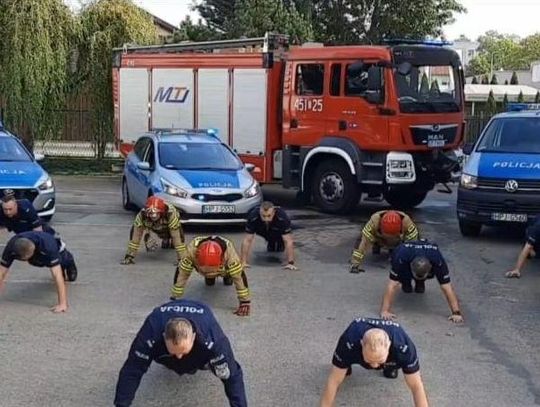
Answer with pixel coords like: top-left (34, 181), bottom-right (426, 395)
top-left (350, 210), bottom-right (419, 273)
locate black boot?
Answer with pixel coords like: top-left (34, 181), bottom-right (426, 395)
top-left (372, 244), bottom-right (381, 255)
top-left (62, 250), bottom-right (78, 282)
top-left (383, 367), bottom-right (399, 379)
top-left (414, 279), bottom-right (425, 293)
top-left (267, 237), bottom-right (285, 252)
top-left (205, 278), bottom-right (216, 286)
top-left (223, 276), bottom-right (233, 286)
top-left (161, 238), bottom-right (173, 249)
top-left (401, 281), bottom-right (413, 293)
top-left (346, 366), bottom-right (352, 376)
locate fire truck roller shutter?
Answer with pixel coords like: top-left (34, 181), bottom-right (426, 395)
top-left (302, 137), bottom-right (363, 214)
top-left (119, 68), bottom-right (150, 143)
top-left (152, 69), bottom-right (194, 129)
top-left (232, 69), bottom-right (268, 155)
top-left (198, 69), bottom-right (229, 143)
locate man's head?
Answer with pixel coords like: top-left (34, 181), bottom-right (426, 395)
top-left (13, 237), bottom-right (36, 261)
top-left (196, 238), bottom-right (224, 274)
top-left (259, 201), bottom-right (276, 224)
top-left (164, 318), bottom-right (196, 359)
top-left (380, 211), bottom-right (402, 237)
top-left (1, 192), bottom-right (18, 218)
top-left (410, 256), bottom-right (432, 280)
top-left (144, 196), bottom-right (167, 221)
top-left (361, 328), bottom-right (391, 368)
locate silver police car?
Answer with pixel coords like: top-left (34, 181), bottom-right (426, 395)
top-left (122, 129), bottom-right (262, 223)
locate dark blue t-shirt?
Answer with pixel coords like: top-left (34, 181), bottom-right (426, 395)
top-left (114, 300), bottom-right (246, 407)
top-left (1, 231), bottom-right (61, 268)
top-left (526, 217), bottom-right (540, 250)
top-left (0, 199), bottom-right (55, 235)
top-left (245, 206), bottom-right (292, 237)
top-left (390, 241), bottom-right (450, 285)
top-left (332, 317), bottom-right (420, 374)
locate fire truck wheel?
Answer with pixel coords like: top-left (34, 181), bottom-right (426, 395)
top-left (384, 190), bottom-right (427, 209)
top-left (311, 159), bottom-right (359, 214)
top-left (122, 177), bottom-right (137, 211)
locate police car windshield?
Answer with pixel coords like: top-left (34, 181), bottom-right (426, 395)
top-left (0, 137), bottom-right (32, 162)
top-left (396, 65), bottom-right (461, 113)
top-left (159, 142), bottom-right (243, 170)
top-left (476, 117), bottom-right (540, 154)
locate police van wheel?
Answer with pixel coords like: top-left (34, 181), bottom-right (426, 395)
top-left (311, 159), bottom-right (359, 214)
top-left (458, 219), bottom-right (482, 237)
top-left (205, 278), bottom-right (216, 286)
top-left (383, 190), bottom-right (427, 209)
top-left (122, 178), bottom-right (137, 211)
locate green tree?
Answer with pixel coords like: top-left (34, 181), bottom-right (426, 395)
top-left (517, 90), bottom-right (525, 102)
top-left (171, 16), bottom-right (222, 43)
top-left (430, 79), bottom-right (440, 93)
top-left (195, 0), bottom-right (237, 34)
top-left (502, 93), bottom-right (509, 110)
top-left (77, 0), bottom-right (157, 157)
top-left (535, 91), bottom-right (540, 103)
top-left (486, 90), bottom-right (497, 113)
top-left (467, 54), bottom-right (490, 76)
top-left (504, 79), bottom-right (509, 85)
top-left (481, 75), bottom-right (489, 84)
top-left (490, 74), bottom-right (498, 85)
top-left (420, 73), bottom-right (430, 94)
top-left (471, 76), bottom-right (478, 84)
top-left (510, 71), bottom-right (519, 85)
top-left (230, 0), bottom-right (313, 43)
top-left (0, 0), bottom-right (76, 148)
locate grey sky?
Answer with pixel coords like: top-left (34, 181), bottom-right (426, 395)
top-left (65, 0), bottom-right (540, 41)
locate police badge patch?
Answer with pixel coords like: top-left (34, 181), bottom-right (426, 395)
top-left (213, 362), bottom-right (230, 380)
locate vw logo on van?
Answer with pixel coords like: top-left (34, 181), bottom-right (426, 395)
top-left (504, 180), bottom-right (519, 193)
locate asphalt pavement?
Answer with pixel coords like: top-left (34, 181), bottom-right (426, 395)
top-left (0, 176), bottom-right (538, 407)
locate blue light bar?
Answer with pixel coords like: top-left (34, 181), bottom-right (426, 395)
top-left (506, 103), bottom-right (540, 112)
top-left (383, 38), bottom-right (453, 47)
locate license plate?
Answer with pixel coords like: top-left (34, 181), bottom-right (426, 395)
top-left (428, 140), bottom-right (445, 147)
top-left (491, 213), bottom-right (528, 222)
top-left (203, 205), bottom-right (236, 214)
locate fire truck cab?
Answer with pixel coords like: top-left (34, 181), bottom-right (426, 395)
top-left (113, 34), bottom-right (464, 214)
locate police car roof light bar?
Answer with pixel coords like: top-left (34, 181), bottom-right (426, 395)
top-left (383, 38), bottom-right (454, 47)
top-left (506, 103), bottom-right (540, 112)
top-left (151, 128), bottom-right (220, 138)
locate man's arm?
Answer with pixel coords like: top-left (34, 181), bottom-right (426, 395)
top-left (209, 337), bottom-right (248, 407)
top-left (49, 264), bottom-right (68, 313)
top-left (402, 217), bottom-right (419, 241)
top-left (440, 283), bottom-right (463, 323)
top-left (404, 372), bottom-right (429, 407)
top-left (320, 366), bottom-right (347, 407)
top-left (169, 227), bottom-right (186, 261)
top-left (240, 233), bottom-right (255, 266)
top-left (114, 318), bottom-right (155, 407)
top-left (282, 233), bottom-right (297, 269)
top-left (380, 279), bottom-right (400, 319)
top-left (0, 265), bottom-right (9, 293)
top-left (506, 243), bottom-right (534, 278)
top-left (122, 216), bottom-right (145, 264)
top-left (171, 257), bottom-right (193, 299)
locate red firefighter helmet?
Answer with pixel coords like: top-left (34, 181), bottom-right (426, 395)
top-left (196, 239), bottom-right (224, 267)
top-left (145, 196), bottom-right (167, 214)
top-left (380, 210), bottom-right (402, 236)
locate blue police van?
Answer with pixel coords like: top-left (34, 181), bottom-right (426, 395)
top-left (457, 104), bottom-right (540, 236)
top-left (0, 120), bottom-right (55, 220)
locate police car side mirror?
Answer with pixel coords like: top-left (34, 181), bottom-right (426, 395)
top-left (137, 161), bottom-right (151, 171)
top-left (34, 153), bottom-right (45, 162)
top-left (462, 143), bottom-right (473, 155)
top-left (245, 163), bottom-right (255, 173)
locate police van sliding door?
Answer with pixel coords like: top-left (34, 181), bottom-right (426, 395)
top-left (151, 69), bottom-right (194, 130)
top-left (119, 68), bottom-right (150, 143)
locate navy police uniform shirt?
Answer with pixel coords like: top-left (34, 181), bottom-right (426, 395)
top-left (332, 317), bottom-right (420, 374)
top-left (390, 241), bottom-right (450, 285)
top-left (526, 217), bottom-right (540, 252)
top-left (0, 199), bottom-right (55, 235)
top-left (114, 299), bottom-right (247, 407)
top-left (245, 206), bottom-right (292, 240)
top-left (1, 231), bottom-right (61, 269)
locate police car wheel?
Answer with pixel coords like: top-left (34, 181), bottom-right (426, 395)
top-left (458, 219), bottom-right (482, 237)
top-left (122, 178), bottom-right (137, 211)
top-left (311, 159), bottom-right (359, 214)
top-left (205, 278), bottom-right (216, 286)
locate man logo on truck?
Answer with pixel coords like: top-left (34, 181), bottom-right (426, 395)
top-left (154, 87), bottom-right (190, 104)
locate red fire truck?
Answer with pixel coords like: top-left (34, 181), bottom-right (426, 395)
top-left (112, 33), bottom-right (464, 213)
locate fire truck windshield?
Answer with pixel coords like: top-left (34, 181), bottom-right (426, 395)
top-left (395, 64), bottom-right (462, 114)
